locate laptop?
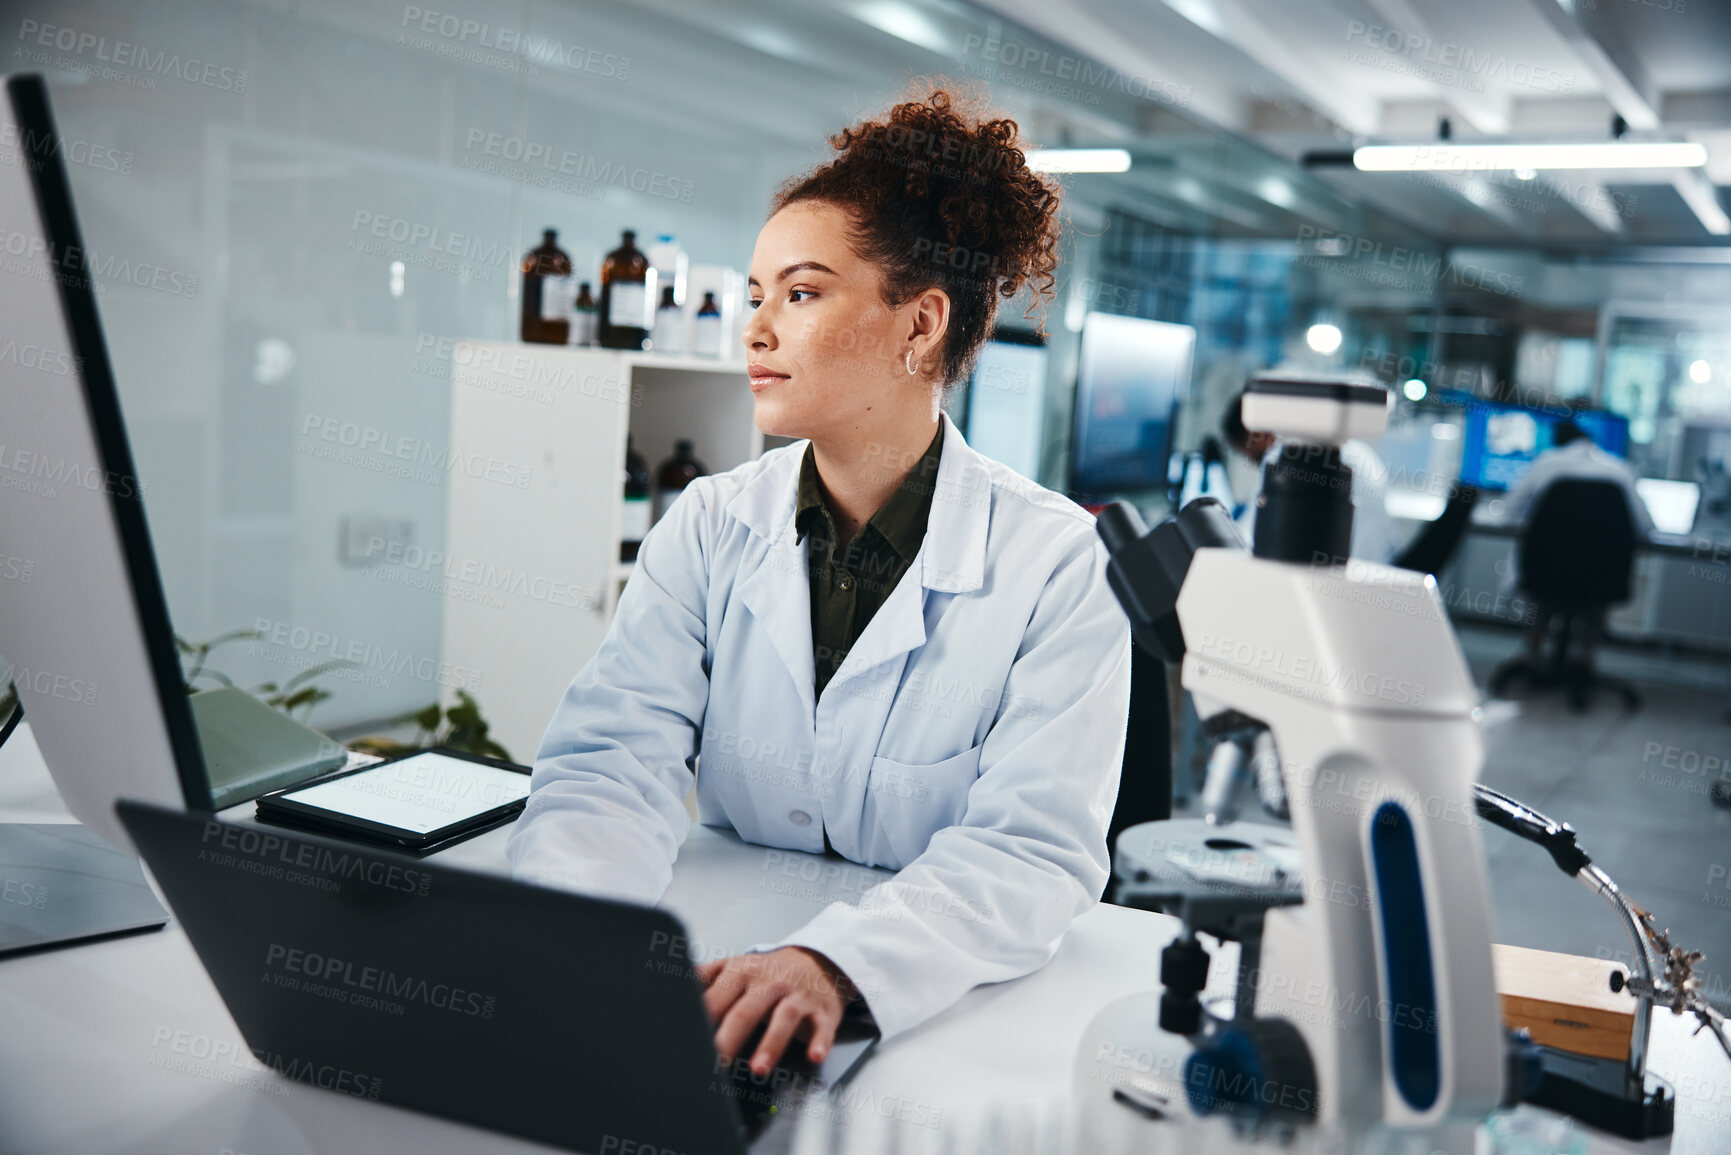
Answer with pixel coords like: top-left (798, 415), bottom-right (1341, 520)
top-left (1634, 477), bottom-right (1701, 537)
top-left (117, 800), bottom-right (877, 1154)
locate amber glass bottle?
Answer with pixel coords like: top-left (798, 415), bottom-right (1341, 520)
top-left (598, 230), bottom-right (654, 350)
top-left (520, 229), bottom-right (573, 345)
top-left (571, 282), bottom-right (597, 347)
top-left (652, 439), bottom-right (707, 523)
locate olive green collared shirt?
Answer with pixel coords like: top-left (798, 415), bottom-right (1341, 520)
top-left (795, 425), bottom-right (943, 701)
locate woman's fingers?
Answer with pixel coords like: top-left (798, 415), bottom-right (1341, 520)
top-left (714, 988), bottom-right (779, 1064)
top-left (752, 999), bottom-right (810, 1077)
top-left (700, 958), bottom-right (751, 1024)
top-left (804, 999), bottom-right (843, 1064)
top-left (700, 949), bottom-right (851, 1073)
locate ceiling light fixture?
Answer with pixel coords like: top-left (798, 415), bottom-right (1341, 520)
top-left (1026, 148), bottom-right (1133, 173)
top-left (1306, 323), bottom-right (1343, 355)
top-left (1352, 141), bottom-right (1708, 173)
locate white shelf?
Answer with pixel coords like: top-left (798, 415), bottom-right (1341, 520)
top-left (504, 341), bottom-right (747, 374)
top-left (618, 350), bottom-right (748, 373)
top-left (443, 340), bottom-right (762, 756)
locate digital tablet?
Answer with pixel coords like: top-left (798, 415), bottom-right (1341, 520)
top-left (255, 747), bottom-right (532, 854)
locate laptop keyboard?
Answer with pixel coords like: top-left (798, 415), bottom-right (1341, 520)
top-left (716, 1025), bottom-right (825, 1141)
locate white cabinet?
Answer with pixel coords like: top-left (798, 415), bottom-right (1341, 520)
top-left (442, 341), bottom-right (765, 759)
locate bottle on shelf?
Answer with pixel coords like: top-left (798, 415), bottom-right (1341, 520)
top-left (651, 286), bottom-right (684, 355)
top-left (571, 282), bottom-right (598, 347)
top-left (620, 435), bottom-right (652, 562)
top-left (646, 234), bottom-right (689, 307)
top-left (653, 440), bottom-right (708, 523)
top-left (520, 229), bottom-right (574, 345)
top-left (598, 230), bottom-right (656, 351)
top-left (692, 291), bottom-right (723, 358)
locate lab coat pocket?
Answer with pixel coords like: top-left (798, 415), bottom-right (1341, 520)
top-left (867, 744), bottom-right (984, 867)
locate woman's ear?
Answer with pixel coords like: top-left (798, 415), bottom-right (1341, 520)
top-left (905, 286), bottom-right (950, 375)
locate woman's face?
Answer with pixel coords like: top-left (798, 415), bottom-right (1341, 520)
top-left (743, 200), bottom-right (941, 443)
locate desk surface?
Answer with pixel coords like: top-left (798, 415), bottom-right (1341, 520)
top-left (1, 723), bottom-right (1726, 1154)
top-left (1384, 488), bottom-right (1703, 557)
top-left (1465, 513), bottom-right (1701, 556)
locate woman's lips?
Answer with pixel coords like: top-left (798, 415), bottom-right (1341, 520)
top-left (748, 366), bottom-right (789, 392)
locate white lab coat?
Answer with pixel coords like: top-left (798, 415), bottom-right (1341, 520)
top-left (1497, 440), bottom-right (1654, 595)
top-left (1501, 439), bottom-right (1655, 538)
top-left (1234, 438), bottom-right (1396, 563)
top-left (506, 414), bottom-right (1133, 1040)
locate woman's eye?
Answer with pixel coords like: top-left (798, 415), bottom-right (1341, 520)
top-left (748, 298), bottom-right (762, 310)
top-left (789, 288), bottom-right (815, 303)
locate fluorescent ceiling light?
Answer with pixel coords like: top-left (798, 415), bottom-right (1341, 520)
top-left (1026, 148), bottom-right (1132, 173)
top-left (1353, 141), bottom-right (1709, 172)
top-left (848, 2), bottom-right (949, 54)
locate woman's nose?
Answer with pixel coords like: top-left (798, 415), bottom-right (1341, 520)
top-left (743, 307), bottom-right (771, 350)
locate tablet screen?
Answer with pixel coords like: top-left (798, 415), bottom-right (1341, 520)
top-left (283, 752), bottom-right (530, 834)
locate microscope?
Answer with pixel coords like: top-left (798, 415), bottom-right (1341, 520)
top-left (1074, 374), bottom-right (1508, 1148)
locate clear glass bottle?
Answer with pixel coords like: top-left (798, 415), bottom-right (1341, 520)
top-left (598, 230), bottom-right (655, 351)
top-left (646, 234), bottom-right (689, 307)
top-left (520, 229), bottom-right (573, 345)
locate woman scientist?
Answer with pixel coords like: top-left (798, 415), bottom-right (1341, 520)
top-left (506, 83), bottom-right (1132, 1078)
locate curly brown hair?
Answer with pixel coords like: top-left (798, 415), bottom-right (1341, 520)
top-left (771, 81), bottom-right (1063, 388)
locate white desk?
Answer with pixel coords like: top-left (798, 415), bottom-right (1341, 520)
top-left (1, 723), bottom-right (1727, 1154)
top-left (1382, 491), bottom-right (1731, 651)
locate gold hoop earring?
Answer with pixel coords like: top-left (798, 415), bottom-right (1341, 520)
top-left (905, 350), bottom-right (919, 376)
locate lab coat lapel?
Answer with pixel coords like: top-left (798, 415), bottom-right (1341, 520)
top-left (827, 557), bottom-right (927, 690)
top-left (828, 415), bottom-right (989, 688)
top-left (729, 448), bottom-right (819, 722)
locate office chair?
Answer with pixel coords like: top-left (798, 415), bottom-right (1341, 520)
top-left (1108, 645), bottom-right (1172, 865)
top-left (1393, 482), bottom-right (1479, 576)
top-left (1488, 479), bottom-right (1641, 713)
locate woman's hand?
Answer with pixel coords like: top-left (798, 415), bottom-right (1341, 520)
top-left (697, 946), bottom-right (856, 1076)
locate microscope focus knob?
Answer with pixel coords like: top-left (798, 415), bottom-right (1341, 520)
top-left (1183, 1018), bottom-right (1319, 1123)
top-left (1157, 936), bottom-right (1211, 1036)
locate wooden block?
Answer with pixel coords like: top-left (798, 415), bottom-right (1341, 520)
top-left (1493, 942), bottom-right (1637, 1062)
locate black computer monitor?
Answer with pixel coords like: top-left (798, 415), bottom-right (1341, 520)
top-left (0, 73), bottom-right (213, 842)
top-left (1070, 313), bottom-right (1194, 496)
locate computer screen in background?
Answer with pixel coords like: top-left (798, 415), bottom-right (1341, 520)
top-left (1070, 314), bottom-right (1194, 497)
top-left (1458, 401), bottom-right (1631, 491)
top-left (957, 328), bottom-right (1048, 480)
top-left (1634, 478), bottom-right (1701, 536)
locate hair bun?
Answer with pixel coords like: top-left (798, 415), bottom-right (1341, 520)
top-left (773, 80), bottom-right (1062, 386)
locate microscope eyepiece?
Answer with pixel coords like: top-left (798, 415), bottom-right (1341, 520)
top-left (1241, 373), bottom-right (1392, 566)
top-left (1254, 442), bottom-right (1355, 564)
top-left (1094, 497), bottom-right (1245, 662)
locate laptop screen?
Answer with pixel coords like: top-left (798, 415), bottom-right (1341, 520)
top-left (1635, 478), bottom-right (1701, 536)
